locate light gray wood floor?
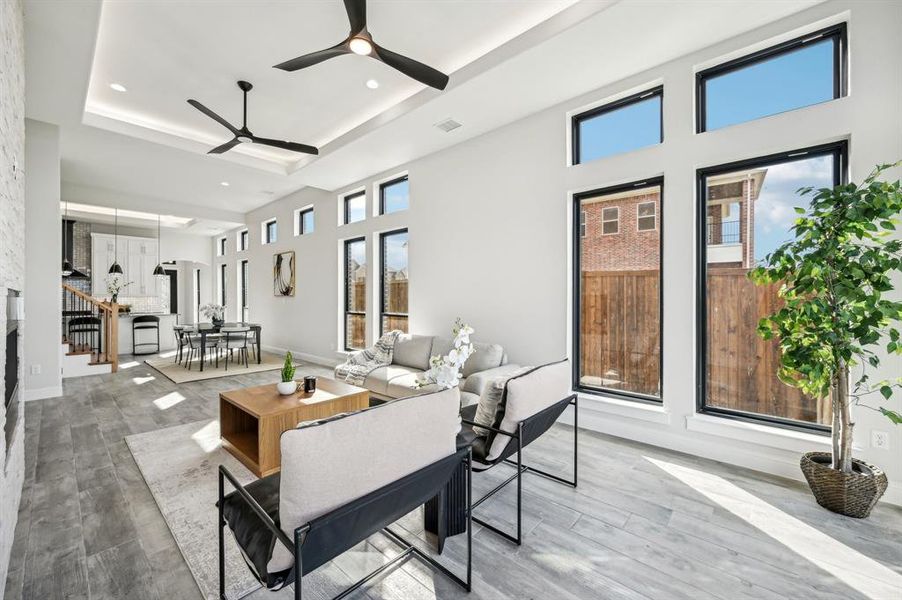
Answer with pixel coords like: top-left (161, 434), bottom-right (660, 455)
top-left (4, 356), bottom-right (901, 600)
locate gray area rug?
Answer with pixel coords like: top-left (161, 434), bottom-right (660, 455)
top-left (125, 419), bottom-right (401, 600)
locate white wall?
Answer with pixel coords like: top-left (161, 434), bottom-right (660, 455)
top-left (221, 0), bottom-right (902, 505)
top-left (24, 119), bottom-right (62, 401)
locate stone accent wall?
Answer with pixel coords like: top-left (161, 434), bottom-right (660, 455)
top-left (0, 0), bottom-right (26, 592)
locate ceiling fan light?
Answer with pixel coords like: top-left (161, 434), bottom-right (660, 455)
top-left (237, 135), bottom-right (253, 143)
top-left (349, 37), bottom-right (373, 56)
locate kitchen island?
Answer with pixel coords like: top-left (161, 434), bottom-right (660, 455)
top-left (117, 312), bottom-right (180, 355)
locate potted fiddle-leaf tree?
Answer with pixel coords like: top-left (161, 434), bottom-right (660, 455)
top-left (750, 162), bottom-right (902, 518)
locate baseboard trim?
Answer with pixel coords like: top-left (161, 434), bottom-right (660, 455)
top-left (24, 385), bottom-right (63, 402)
top-left (260, 345), bottom-right (340, 368)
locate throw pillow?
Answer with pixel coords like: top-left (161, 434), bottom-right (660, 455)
top-left (472, 366), bottom-right (534, 437)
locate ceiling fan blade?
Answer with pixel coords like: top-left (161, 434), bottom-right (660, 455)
top-left (371, 43), bottom-right (449, 90)
top-left (207, 138), bottom-right (241, 154)
top-left (252, 136), bottom-right (319, 156)
top-left (273, 41), bottom-right (350, 72)
top-left (188, 99), bottom-right (238, 134)
top-left (344, 0), bottom-right (366, 34)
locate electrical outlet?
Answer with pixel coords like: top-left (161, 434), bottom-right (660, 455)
top-left (872, 430), bottom-right (890, 450)
top-left (30, 365), bottom-right (41, 375)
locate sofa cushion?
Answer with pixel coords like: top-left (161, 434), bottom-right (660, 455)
top-left (385, 372), bottom-right (436, 398)
top-left (391, 334), bottom-right (433, 371)
top-left (271, 386), bottom-right (460, 572)
top-left (430, 337), bottom-right (505, 378)
top-left (362, 365), bottom-right (421, 396)
top-left (462, 364), bottom-right (524, 396)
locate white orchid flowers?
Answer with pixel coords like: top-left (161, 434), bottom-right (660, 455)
top-left (418, 318), bottom-right (475, 389)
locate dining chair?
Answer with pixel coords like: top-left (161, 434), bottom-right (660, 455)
top-left (216, 326), bottom-right (250, 370)
top-left (172, 325), bottom-right (188, 365)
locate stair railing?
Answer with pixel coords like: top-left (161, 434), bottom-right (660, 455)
top-left (61, 283), bottom-right (119, 373)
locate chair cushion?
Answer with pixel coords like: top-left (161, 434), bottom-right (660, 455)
top-left (220, 473), bottom-right (288, 588)
top-left (484, 359), bottom-right (570, 461)
top-left (271, 386), bottom-right (460, 572)
top-left (391, 334), bottom-right (433, 371)
top-left (472, 366), bottom-right (534, 437)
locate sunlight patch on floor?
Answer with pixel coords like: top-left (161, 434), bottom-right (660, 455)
top-left (119, 360), bottom-right (140, 369)
top-left (191, 420), bottom-right (221, 453)
top-left (153, 391), bottom-right (185, 410)
top-left (132, 375), bottom-right (155, 385)
top-left (645, 456), bottom-right (902, 599)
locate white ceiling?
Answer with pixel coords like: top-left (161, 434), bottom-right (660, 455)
top-left (25, 0), bottom-right (825, 230)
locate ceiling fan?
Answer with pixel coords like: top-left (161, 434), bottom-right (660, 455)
top-left (187, 81), bottom-right (318, 155)
top-left (274, 0), bottom-right (450, 91)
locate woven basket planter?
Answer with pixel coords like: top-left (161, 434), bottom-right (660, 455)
top-left (800, 452), bottom-right (888, 518)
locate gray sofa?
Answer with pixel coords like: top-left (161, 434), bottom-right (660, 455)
top-left (336, 333), bottom-right (522, 406)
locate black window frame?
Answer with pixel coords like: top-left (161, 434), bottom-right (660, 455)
top-left (218, 237), bottom-right (227, 256)
top-left (194, 268), bottom-right (201, 322)
top-left (240, 259), bottom-right (248, 322)
top-left (239, 230), bottom-right (248, 252)
top-left (379, 228), bottom-right (409, 335)
top-left (378, 175), bottom-right (409, 215)
top-left (343, 191), bottom-right (366, 225)
top-left (220, 263), bottom-right (227, 307)
top-left (696, 23), bottom-right (847, 134)
top-left (572, 176), bottom-right (665, 404)
top-left (695, 140), bottom-right (847, 433)
top-left (298, 207), bottom-right (314, 235)
top-left (264, 219), bottom-right (277, 244)
top-left (343, 236), bottom-right (367, 351)
top-left (571, 85), bottom-right (663, 166)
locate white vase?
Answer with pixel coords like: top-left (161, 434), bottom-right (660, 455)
top-left (277, 381), bottom-right (297, 395)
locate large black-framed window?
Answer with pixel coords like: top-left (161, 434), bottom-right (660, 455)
top-left (380, 228), bottom-right (408, 335)
top-left (571, 86), bottom-right (663, 165)
top-left (238, 229), bottom-right (248, 251)
top-left (573, 177), bottom-right (664, 402)
top-left (379, 176), bottom-right (409, 215)
top-left (344, 191), bottom-right (366, 225)
top-left (219, 263), bottom-right (227, 307)
top-left (264, 219), bottom-right (277, 244)
top-left (218, 237), bottom-right (227, 256)
top-left (696, 23), bottom-right (847, 133)
top-left (343, 237), bottom-right (367, 351)
top-left (298, 207), bottom-right (314, 235)
top-left (696, 141), bottom-right (847, 432)
top-left (240, 259), bottom-right (249, 322)
top-left (194, 268), bottom-right (201, 323)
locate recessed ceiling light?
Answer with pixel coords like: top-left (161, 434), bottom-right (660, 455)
top-left (220, 181), bottom-right (230, 187)
top-left (366, 79), bottom-right (379, 90)
top-left (110, 83), bottom-right (127, 92)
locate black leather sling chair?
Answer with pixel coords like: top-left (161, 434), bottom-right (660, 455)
top-left (217, 386), bottom-right (472, 600)
top-left (460, 359), bottom-right (577, 545)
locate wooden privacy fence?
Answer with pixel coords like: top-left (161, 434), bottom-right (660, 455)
top-left (346, 280), bottom-right (409, 348)
top-left (580, 268), bottom-right (828, 424)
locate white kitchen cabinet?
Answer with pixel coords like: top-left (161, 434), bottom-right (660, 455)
top-left (91, 233), bottom-right (160, 298)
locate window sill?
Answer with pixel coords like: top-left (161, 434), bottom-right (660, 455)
top-left (576, 391), bottom-right (670, 425)
top-left (685, 414), bottom-right (839, 453)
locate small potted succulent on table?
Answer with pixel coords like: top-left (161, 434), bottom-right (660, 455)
top-left (277, 352), bottom-right (298, 395)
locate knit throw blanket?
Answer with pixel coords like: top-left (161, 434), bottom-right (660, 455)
top-left (335, 330), bottom-right (402, 386)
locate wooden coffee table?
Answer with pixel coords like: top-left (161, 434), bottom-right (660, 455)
top-left (220, 377), bottom-right (369, 477)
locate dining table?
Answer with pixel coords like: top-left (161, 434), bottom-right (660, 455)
top-left (182, 322), bottom-right (262, 371)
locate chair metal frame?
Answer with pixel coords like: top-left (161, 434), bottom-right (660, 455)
top-left (463, 393), bottom-right (578, 545)
top-left (218, 450), bottom-right (473, 600)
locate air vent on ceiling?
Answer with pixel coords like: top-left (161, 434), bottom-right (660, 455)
top-left (434, 118), bottom-right (462, 133)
